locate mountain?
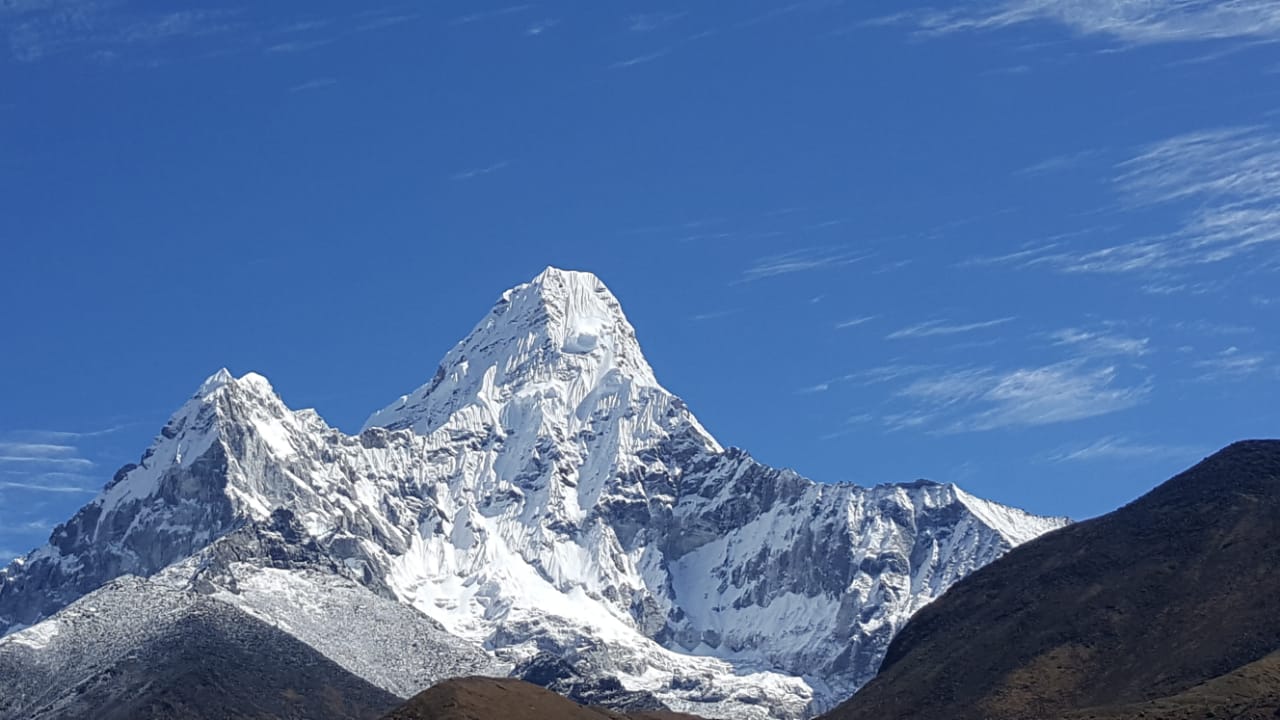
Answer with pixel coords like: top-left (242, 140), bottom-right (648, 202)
top-left (0, 576), bottom-right (402, 720)
top-left (823, 440), bottom-right (1280, 720)
top-left (0, 267), bottom-right (1067, 719)
top-left (381, 677), bottom-right (702, 720)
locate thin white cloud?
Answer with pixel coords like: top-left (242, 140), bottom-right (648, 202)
top-left (1049, 436), bottom-right (1201, 462)
top-left (7, 6), bottom-right (242, 63)
top-left (875, 0), bottom-right (1280, 45)
top-left (0, 442), bottom-right (78, 457)
top-left (288, 77), bottom-right (337, 93)
top-left (0, 455), bottom-right (93, 468)
top-left (451, 161), bottom-right (509, 181)
top-left (1078, 127), bottom-right (1280, 272)
top-left (839, 363), bottom-right (936, 386)
top-left (0, 479), bottom-right (97, 493)
top-left (835, 315), bottom-right (877, 329)
top-left (1015, 149), bottom-right (1105, 177)
top-left (525, 19), bottom-right (559, 36)
top-left (3, 424), bottom-right (129, 442)
top-left (1194, 346), bottom-right (1268, 379)
top-left (267, 38), bottom-right (333, 54)
top-left (690, 309), bottom-right (738, 322)
top-left (887, 317), bottom-right (1015, 339)
top-left (628, 12), bottom-right (687, 32)
top-left (740, 248), bottom-right (868, 282)
top-left (1049, 328), bottom-right (1150, 357)
top-left (896, 361), bottom-right (1149, 432)
top-left (819, 414), bottom-right (875, 440)
top-left (353, 13), bottom-right (420, 32)
top-left (449, 4), bottom-right (531, 27)
top-left (971, 127), bottom-right (1280, 278)
top-left (609, 47), bottom-right (671, 69)
top-left (1172, 320), bottom-right (1255, 336)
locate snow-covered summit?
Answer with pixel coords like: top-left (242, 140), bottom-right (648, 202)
top-left (364, 267), bottom-right (668, 436)
top-left (0, 268), bottom-right (1070, 719)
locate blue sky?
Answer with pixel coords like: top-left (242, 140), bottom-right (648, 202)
top-left (2, 0), bottom-right (1279, 562)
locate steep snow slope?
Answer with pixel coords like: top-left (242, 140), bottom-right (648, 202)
top-left (0, 267), bottom-right (1067, 719)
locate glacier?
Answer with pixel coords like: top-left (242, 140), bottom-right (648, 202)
top-left (0, 267), bottom-right (1068, 719)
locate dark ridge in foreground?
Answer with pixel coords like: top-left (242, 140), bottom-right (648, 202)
top-left (824, 440), bottom-right (1280, 720)
top-left (382, 677), bottom-right (705, 720)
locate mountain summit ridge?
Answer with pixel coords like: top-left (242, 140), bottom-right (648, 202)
top-left (0, 267), bottom-right (1067, 719)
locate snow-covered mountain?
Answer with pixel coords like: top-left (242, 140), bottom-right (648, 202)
top-left (0, 267), bottom-right (1068, 719)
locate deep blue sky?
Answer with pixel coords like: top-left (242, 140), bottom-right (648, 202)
top-left (2, 0), bottom-right (1279, 562)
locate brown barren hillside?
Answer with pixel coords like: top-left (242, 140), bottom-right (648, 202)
top-left (382, 677), bottom-right (705, 720)
top-left (824, 440), bottom-right (1280, 720)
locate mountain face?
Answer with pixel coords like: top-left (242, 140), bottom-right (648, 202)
top-left (0, 268), bottom-right (1067, 719)
top-left (823, 440), bottom-right (1280, 720)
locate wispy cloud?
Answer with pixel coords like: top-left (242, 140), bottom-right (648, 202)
top-left (525, 19), bottom-right (559, 36)
top-left (1049, 327), bottom-right (1150, 357)
top-left (840, 363), bottom-right (936, 386)
top-left (5, 425), bottom-right (129, 443)
top-left (353, 13), bottom-right (421, 32)
top-left (973, 127), bottom-right (1280, 278)
top-left (690, 309), bottom-right (738, 322)
top-left (1015, 148), bottom-right (1105, 177)
top-left (873, 0), bottom-right (1280, 46)
top-left (0, 478), bottom-right (97, 493)
top-left (289, 77), bottom-right (337, 93)
top-left (451, 161), bottom-right (509, 181)
top-left (835, 315), bottom-right (877, 329)
top-left (1049, 435), bottom-right (1202, 462)
top-left (609, 47), bottom-right (671, 69)
top-left (267, 38), bottom-right (333, 54)
top-left (0, 441), bottom-right (94, 468)
top-left (819, 414), bottom-right (875, 440)
top-left (896, 361), bottom-right (1149, 432)
top-left (628, 12), bottom-right (687, 32)
top-left (740, 247), bottom-right (867, 282)
top-left (1194, 346), bottom-right (1268, 380)
top-left (0, 455), bottom-right (93, 468)
top-left (0, 428), bottom-right (117, 495)
top-left (449, 5), bottom-right (531, 27)
top-left (6, 5), bottom-right (243, 63)
top-left (0, 442), bottom-right (78, 458)
top-left (887, 317), bottom-right (1015, 339)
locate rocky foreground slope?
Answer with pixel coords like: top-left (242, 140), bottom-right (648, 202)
top-left (0, 268), bottom-right (1067, 719)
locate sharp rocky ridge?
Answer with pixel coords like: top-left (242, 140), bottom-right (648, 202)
top-left (0, 267), bottom-right (1068, 719)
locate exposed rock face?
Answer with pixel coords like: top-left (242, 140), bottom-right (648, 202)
top-left (0, 267), bottom-right (1068, 719)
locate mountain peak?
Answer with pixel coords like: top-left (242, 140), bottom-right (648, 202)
top-left (197, 367), bottom-right (235, 395)
top-left (194, 368), bottom-right (278, 402)
top-left (364, 267), bottom-right (664, 435)
top-left (505, 267), bottom-right (635, 351)
top-left (529, 265), bottom-right (599, 290)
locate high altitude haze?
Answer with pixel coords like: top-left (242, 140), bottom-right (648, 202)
top-left (2, 0), bottom-right (1278, 564)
